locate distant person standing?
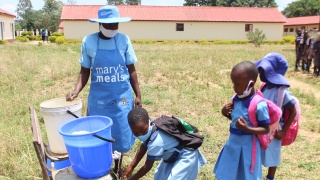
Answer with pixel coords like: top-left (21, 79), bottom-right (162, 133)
top-left (295, 29), bottom-right (303, 71)
top-left (313, 32), bottom-right (320, 77)
top-left (41, 28), bottom-right (46, 43)
top-left (47, 31), bottom-right (51, 42)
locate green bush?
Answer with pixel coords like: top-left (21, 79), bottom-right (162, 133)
top-left (16, 36), bottom-right (29, 42)
top-left (263, 40), bottom-right (285, 45)
top-left (52, 32), bottom-right (62, 36)
top-left (49, 36), bottom-right (57, 43)
top-left (26, 36), bottom-right (36, 41)
top-left (160, 40), bottom-right (171, 44)
top-left (132, 40), bottom-right (157, 44)
top-left (212, 40), bottom-right (249, 44)
top-left (283, 36), bottom-right (295, 44)
top-left (65, 40), bottom-right (82, 44)
top-left (35, 35), bottom-right (42, 41)
top-left (0, 39), bottom-right (7, 44)
top-left (186, 40), bottom-right (196, 44)
top-left (198, 39), bottom-right (211, 45)
top-left (246, 28), bottom-right (267, 47)
top-left (55, 36), bottom-right (66, 45)
top-left (21, 31), bottom-right (33, 36)
top-left (21, 32), bottom-right (28, 36)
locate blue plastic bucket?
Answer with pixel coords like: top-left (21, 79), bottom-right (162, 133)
top-left (59, 116), bottom-right (113, 178)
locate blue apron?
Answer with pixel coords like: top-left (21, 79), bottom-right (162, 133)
top-left (87, 36), bottom-right (135, 153)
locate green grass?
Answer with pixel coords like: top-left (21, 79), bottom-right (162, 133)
top-left (0, 42), bottom-right (319, 179)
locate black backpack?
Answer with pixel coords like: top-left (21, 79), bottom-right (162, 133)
top-left (152, 115), bottom-right (204, 151)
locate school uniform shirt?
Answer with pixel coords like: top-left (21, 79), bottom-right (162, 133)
top-left (144, 129), bottom-right (207, 180)
top-left (214, 94), bottom-right (270, 180)
top-left (261, 84), bottom-right (296, 167)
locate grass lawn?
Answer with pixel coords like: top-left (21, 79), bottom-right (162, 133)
top-left (0, 42), bottom-right (319, 180)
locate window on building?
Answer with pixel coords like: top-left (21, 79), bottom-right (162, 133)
top-left (289, 28), bottom-right (294, 32)
top-left (2, 22), bottom-right (4, 32)
top-left (245, 24), bottom-right (253, 32)
top-left (176, 23), bottom-right (184, 31)
top-left (284, 28), bottom-right (288, 32)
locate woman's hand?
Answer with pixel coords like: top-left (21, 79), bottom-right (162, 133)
top-left (66, 91), bottom-right (79, 101)
top-left (134, 96), bottom-right (142, 107)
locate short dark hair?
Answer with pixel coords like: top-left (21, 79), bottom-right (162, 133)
top-left (231, 61), bottom-right (258, 81)
top-left (128, 107), bottom-right (149, 126)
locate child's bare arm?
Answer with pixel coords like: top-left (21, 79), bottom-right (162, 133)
top-left (221, 102), bottom-right (234, 120)
top-left (128, 160), bottom-right (154, 180)
top-left (275, 105), bottom-right (296, 140)
top-left (236, 117), bottom-right (270, 135)
top-left (123, 144), bottom-right (147, 178)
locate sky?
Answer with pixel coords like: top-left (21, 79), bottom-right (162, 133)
top-left (0, 0), bottom-right (295, 16)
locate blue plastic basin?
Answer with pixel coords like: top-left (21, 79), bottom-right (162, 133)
top-left (59, 116), bottom-right (113, 178)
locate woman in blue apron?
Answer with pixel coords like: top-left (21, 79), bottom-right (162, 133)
top-left (66, 6), bottom-right (142, 175)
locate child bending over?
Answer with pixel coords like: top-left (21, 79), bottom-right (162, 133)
top-left (254, 52), bottom-right (297, 180)
top-left (123, 107), bottom-right (206, 180)
top-left (214, 61), bottom-right (270, 180)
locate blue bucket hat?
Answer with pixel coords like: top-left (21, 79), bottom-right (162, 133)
top-left (253, 52), bottom-right (290, 87)
top-left (89, 6), bottom-right (131, 23)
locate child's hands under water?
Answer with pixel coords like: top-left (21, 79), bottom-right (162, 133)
top-left (222, 102), bottom-right (234, 119)
top-left (236, 117), bottom-right (249, 132)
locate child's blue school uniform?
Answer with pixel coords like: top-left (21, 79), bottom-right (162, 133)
top-left (144, 129), bottom-right (207, 180)
top-left (261, 84), bottom-right (296, 167)
top-left (214, 94), bottom-right (270, 180)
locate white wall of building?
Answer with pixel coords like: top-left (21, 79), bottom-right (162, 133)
top-left (283, 24), bottom-right (319, 36)
top-left (63, 20), bottom-right (284, 41)
top-left (0, 14), bottom-right (15, 40)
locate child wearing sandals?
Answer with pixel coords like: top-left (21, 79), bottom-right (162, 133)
top-left (254, 52), bottom-right (297, 180)
top-left (214, 61), bottom-right (270, 180)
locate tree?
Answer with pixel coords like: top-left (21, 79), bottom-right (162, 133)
top-left (246, 28), bottom-right (267, 47)
top-left (282, 0), bottom-right (320, 17)
top-left (16, 0), bottom-right (34, 29)
top-left (183, 0), bottom-right (277, 7)
top-left (66, 0), bottom-right (77, 4)
top-left (125, 0), bottom-right (141, 5)
top-left (16, 0), bottom-right (33, 20)
top-left (107, 0), bottom-right (125, 5)
top-left (184, 0), bottom-right (218, 6)
top-left (36, 0), bottom-right (63, 31)
top-left (107, 0), bottom-right (141, 5)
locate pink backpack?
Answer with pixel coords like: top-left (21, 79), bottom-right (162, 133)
top-left (233, 92), bottom-right (282, 173)
top-left (277, 86), bottom-right (301, 146)
top-left (248, 92), bottom-right (282, 150)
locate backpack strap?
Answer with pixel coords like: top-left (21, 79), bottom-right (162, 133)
top-left (247, 94), bottom-right (264, 173)
top-left (259, 82), bottom-right (266, 92)
top-left (145, 122), bottom-right (158, 145)
top-left (277, 86), bottom-right (287, 108)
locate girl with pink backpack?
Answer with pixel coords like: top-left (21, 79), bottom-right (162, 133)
top-left (214, 61), bottom-right (271, 180)
top-left (254, 53), bottom-right (298, 180)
